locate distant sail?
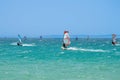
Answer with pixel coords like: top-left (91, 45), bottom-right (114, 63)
top-left (75, 37), bottom-right (78, 40)
top-left (23, 36), bottom-right (27, 40)
top-left (18, 34), bottom-right (22, 42)
top-left (63, 31), bottom-right (70, 46)
top-left (112, 34), bottom-right (116, 45)
top-left (40, 36), bottom-right (42, 40)
top-left (87, 35), bottom-right (89, 40)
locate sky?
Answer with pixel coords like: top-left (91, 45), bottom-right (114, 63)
top-left (0, 0), bottom-right (120, 37)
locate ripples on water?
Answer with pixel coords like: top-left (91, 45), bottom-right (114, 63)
top-left (0, 38), bottom-right (120, 80)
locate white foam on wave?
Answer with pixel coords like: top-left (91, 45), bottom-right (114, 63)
top-left (22, 43), bottom-right (35, 46)
top-left (116, 44), bottom-right (120, 46)
top-left (60, 52), bottom-right (64, 54)
top-left (10, 42), bottom-right (17, 45)
top-left (10, 42), bottom-right (36, 46)
top-left (67, 47), bottom-right (109, 52)
top-left (67, 47), bottom-right (78, 50)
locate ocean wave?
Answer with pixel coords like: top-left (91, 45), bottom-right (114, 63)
top-left (21, 50), bottom-right (32, 53)
top-left (10, 42), bottom-right (17, 45)
top-left (116, 44), bottom-right (120, 46)
top-left (115, 52), bottom-right (120, 56)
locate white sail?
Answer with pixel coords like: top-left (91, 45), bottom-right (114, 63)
top-left (63, 31), bottom-right (70, 46)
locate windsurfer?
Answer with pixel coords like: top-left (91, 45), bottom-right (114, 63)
top-left (17, 34), bottom-right (23, 46)
top-left (62, 31), bottom-right (70, 49)
top-left (112, 34), bottom-right (116, 45)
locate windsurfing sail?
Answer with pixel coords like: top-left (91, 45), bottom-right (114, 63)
top-left (87, 35), bottom-right (89, 40)
top-left (63, 31), bottom-right (71, 47)
top-left (112, 34), bottom-right (116, 45)
top-left (40, 36), bottom-right (42, 40)
top-left (23, 36), bottom-right (27, 41)
top-left (18, 34), bottom-right (22, 43)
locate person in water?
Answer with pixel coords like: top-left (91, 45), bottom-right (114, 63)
top-left (112, 34), bottom-right (116, 45)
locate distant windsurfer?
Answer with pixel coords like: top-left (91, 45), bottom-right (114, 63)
top-left (112, 34), bottom-right (116, 45)
top-left (62, 31), bottom-right (71, 49)
top-left (40, 36), bottom-right (42, 40)
top-left (75, 37), bottom-right (78, 40)
top-left (17, 34), bottom-right (23, 46)
top-left (87, 35), bottom-right (89, 40)
top-left (23, 36), bottom-right (27, 41)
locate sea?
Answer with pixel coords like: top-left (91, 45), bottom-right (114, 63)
top-left (0, 38), bottom-right (120, 80)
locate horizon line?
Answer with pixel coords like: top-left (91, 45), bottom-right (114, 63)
top-left (0, 34), bottom-right (120, 38)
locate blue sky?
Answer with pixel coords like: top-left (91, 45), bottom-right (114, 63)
top-left (0, 0), bottom-right (120, 37)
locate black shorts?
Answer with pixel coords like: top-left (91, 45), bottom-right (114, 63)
top-left (112, 41), bottom-right (115, 45)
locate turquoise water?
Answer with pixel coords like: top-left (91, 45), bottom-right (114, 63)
top-left (0, 38), bottom-right (120, 80)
